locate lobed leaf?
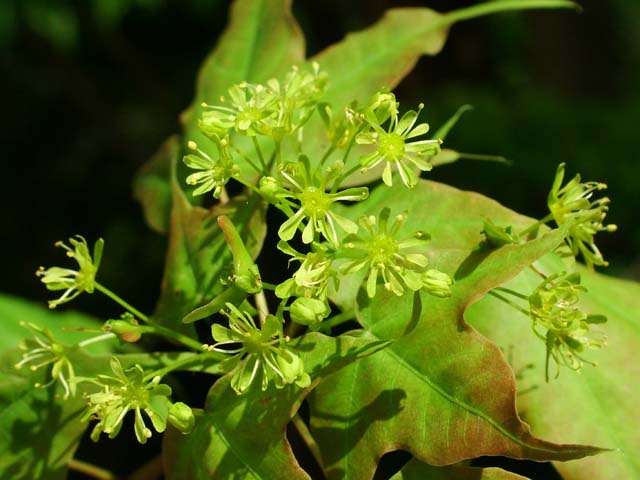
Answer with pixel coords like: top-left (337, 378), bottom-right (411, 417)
top-left (391, 458), bottom-right (530, 480)
top-left (310, 181), bottom-right (601, 479)
top-left (0, 294), bottom-right (116, 479)
top-left (469, 256), bottom-right (640, 480)
top-left (162, 331), bottom-right (390, 479)
top-left (152, 153), bottom-right (267, 335)
top-left (302, 1), bottom-right (578, 176)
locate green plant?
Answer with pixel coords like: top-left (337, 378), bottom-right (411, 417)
top-left (2, 1), bottom-right (639, 479)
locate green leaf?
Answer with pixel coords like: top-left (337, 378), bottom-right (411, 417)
top-left (302, 0), bottom-right (577, 173)
top-left (182, 0), bottom-right (306, 180)
top-left (314, 1), bottom-right (577, 111)
top-left (0, 351), bottom-right (86, 480)
top-left (468, 257), bottom-right (640, 480)
top-left (0, 294), bottom-right (115, 479)
top-left (162, 331), bottom-right (389, 479)
top-left (181, 0), bottom-right (304, 137)
top-left (0, 292), bottom-right (114, 354)
top-left (391, 459), bottom-right (530, 480)
top-left (132, 136), bottom-right (178, 234)
top-left (152, 155), bottom-right (267, 334)
top-left (133, 0), bottom-right (304, 227)
top-left (310, 181), bottom-right (601, 479)
top-left (0, 293), bottom-right (225, 479)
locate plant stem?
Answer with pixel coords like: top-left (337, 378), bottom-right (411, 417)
top-left (493, 286), bottom-right (529, 301)
top-left (144, 351), bottom-right (216, 382)
top-left (488, 291), bottom-right (530, 317)
top-left (332, 164), bottom-right (362, 194)
top-left (322, 310), bottom-right (356, 331)
top-left (230, 144), bottom-right (262, 174)
top-left (319, 145), bottom-right (336, 168)
top-left (145, 324), bottom-right (203, 352)
top-left (94, 283), bottom-right (152, 325)
top-left (77, 333), bottom-right (116, 349)
top-left (529, 264), bottom-right (549, 280)
top-left (444, 0), bottom-right (579, 25)
top-left (292, 414), bottom-right (324, 469)
top-left (68, 459), bottom-right (116, 480)
top-left (232, 175), bottom-right (262, 196)
top-left (252, 136), bottom-right (267, 172)
top-left (517, 213), bottom-right (554, 238)
top-left (254, 290), bottom-right (269, 327)
top-left (95, 283), bottom-right (202, 350)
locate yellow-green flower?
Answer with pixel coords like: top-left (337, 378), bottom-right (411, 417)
top-left (208, 303), bottom-right (310, 394)
top-left (340, 208), bottom-right (444, 298)
top-left (36, 236), bottom-right (103, 308)
top-left (275, 157), bottom-right (368, 246)
top-left (183, 140), bottom-right (238, 198)
top-left (548, 163), bottom-right (617, 268)
top-left (275, 241), bottom-right (335, 301)
top-left (82, 357), bottom-right (192, 444)
top-left (529, 272), bottom-right (607, 380)
top-left (14, 322), bottom-right (78, 399)
top-left (356, 104), bottom-right (440, 188)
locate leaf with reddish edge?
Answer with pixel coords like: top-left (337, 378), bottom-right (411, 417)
top-left (133, 0), bottom-right (304, 231)
top-left (132, 136), bottom-right (177, 234)
top-left (162, 331), bottom-right (390, 479)
top-left (468, 253), bottom-right (640, 480)
top-left (152, 154), bottom-right (267, 335)
top-left (302, 1), bottom-right (578, 177)
top-left (308, 180), bottom-right (603, 479)
top-left (391, 459), bottom-right (530, 480)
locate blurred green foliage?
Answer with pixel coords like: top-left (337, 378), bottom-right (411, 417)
top-left (1, 0), bottom-right (637, 320)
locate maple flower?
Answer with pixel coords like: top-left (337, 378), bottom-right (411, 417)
top-left (14, 322), bottom-right (78, 399)
top-left (275, 156), bottom-right (369, 246)
top-left (82, 357), bottom-right (192, 444)
top-left (340, 207), bottom-right (441, 298)
top-left (207, 303), bottom-right (310, 394)
top-left (529, 271), bottom-right (607, 380)
top-left (356, 103), bottom-right (441, 188)
top-left (275, 241), bottom-right (335, 301)
top-left (548, 163), bottom-right (617, 268)
top-left (36, 236), bottom-right (103, 308)
top-left (199, 63), bottom-right (326, 139)
top-left (183, 140), bottom-right (238, 198)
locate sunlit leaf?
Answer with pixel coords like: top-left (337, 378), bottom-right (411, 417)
top-left (162, 331), bottom-right (389, 479)
top-left (310, 181), bottom-right (601, 479)
top-left (469, 256), bottom-right (640, 480)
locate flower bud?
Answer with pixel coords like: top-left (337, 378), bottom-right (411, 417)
top-left (259, 176), bottom-right (281, 202)
top-left (289, 297), bottom-right (330, 327)
top-left (482, 219), bottom-right (519, 247)
top-left (168, 402), bottom-right (195, 435)
top-left (276, 350), bottom-right (310, 388)
top-left (103, 319), bottom-right (143, 343)
top-left (422, 269), bottom-right (453, 298)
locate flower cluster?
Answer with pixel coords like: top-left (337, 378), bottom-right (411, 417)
top-left (206, 303), bottom-right (310, 394)
top-left (339, 207), bottom-right (452, 298)
top-left (548, 163), bottom-right (617, 268)
top-left (36, 236), bottom-right (103, 309)
top-left (199, 63), bottom-right (327, 140)
top-left (14, 322), bottom-right (77, 399)
top-left (82, 357), bottom-right (194, 444)
top-left (528, 272), bottom-right (607, 380)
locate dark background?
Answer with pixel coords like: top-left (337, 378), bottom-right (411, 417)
top-left (0, 0), bottom-right (637, 478)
